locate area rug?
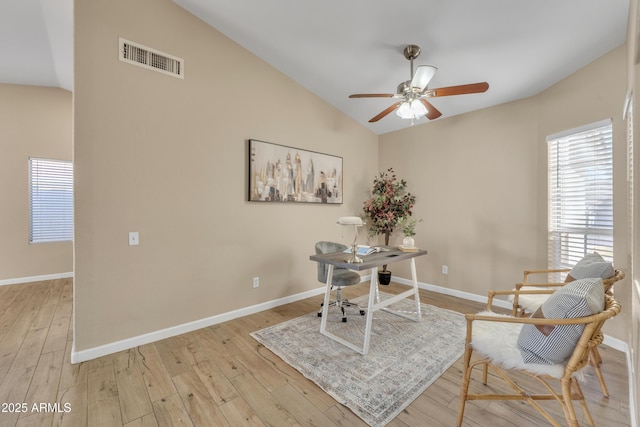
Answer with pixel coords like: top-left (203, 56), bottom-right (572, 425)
top-left (250, 293), bottom-right (466, 426)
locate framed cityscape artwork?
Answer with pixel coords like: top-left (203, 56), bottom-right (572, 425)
top-left (248, 139), bottom-right (343, 204)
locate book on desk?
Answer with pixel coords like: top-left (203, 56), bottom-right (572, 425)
top-left (343, 245), bottom-right (420, 255)
top-left (343, 245), bottom-right (378, 256)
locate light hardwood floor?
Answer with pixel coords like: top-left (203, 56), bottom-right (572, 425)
top-left (0, 278), bottom-right (630, 426)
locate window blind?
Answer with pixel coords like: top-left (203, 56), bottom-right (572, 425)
top-left (29, 158), bottom-right (73, 243)
top-left (627, 103), bottom-right (634, 260)
top-left (547, 120), bottom-right (613, 271)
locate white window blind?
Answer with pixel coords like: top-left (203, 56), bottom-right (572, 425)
top-left (547, 119), bottom-right (613, 271)
top-left (29, 158), bottom-right (73, 243)
top-left (627, 102), bottom-right (634, 260)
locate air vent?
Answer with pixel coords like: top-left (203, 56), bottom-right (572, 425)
top-left (119, 38), bottom-right (184, 79)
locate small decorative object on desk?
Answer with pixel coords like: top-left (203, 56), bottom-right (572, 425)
top-left (398, 216), bottom-right (422, 249)
top-left (402, 236), bottom-right (415, 248)
top-left (399, 245), bottom-right (420, 253)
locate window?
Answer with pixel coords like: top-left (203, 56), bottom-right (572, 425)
top-left (29, 158), bottom-right (73, 243)
top-left (547, 119), bottom-right (613, 270)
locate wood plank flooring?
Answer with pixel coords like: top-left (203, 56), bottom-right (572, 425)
top-left (0, 278), bottom-right (630, 426)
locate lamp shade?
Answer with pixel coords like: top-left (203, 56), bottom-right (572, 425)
top-left (396, 102), bottom-right (413, 119)
top-left (337, 216), bottom-right (363, 226)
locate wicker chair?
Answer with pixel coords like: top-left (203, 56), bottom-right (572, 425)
top-left (486, 268), bottom-right (625, 397)
top-left (457, 295), bottom-right (621, 427)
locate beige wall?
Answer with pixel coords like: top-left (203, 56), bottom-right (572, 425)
top-left (379, 45), bottom-right (630, 341)
top-left (378, 99), bottom-right (539, 293)
top-left (73, 0), bottom-right (378, 351)
top-left (0, 84), bottom-right (73, 281)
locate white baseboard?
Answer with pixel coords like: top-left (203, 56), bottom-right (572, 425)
top-left (71, 285), bottom-right (327, 364)
top-left (391, 275), bottom-right (513, 310)
top-left (0, 272), bottom-right (73, 287)
top-left (603, 334), bottom-right (629, 354)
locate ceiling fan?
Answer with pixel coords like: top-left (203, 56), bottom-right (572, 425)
top-left (349, 45), bottom-right (489, 123)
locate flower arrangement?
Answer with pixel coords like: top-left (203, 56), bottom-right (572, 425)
top-left (398, 216), bottom-right (422, 237)
top-left (362, 168), bottom-right (416, 247)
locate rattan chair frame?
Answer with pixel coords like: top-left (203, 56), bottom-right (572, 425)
top-left (486, 269), bottom-right (625, 397)
top-left (457, 295), bottom-right (621, 427)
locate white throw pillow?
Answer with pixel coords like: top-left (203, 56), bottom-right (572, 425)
top-left (517, 277), bottom-right (604, 365)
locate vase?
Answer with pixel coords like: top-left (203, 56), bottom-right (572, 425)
top-left (402, 236), bottom-right (415, 248)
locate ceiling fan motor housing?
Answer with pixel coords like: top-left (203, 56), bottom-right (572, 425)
top-left (403, 44), bottom-right (421, 60)
top-left (397, 81), bottom-right (417, 97)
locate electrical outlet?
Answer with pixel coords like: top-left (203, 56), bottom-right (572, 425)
top-left (253, 277), bottom-right (259, 288)
top-left (128, 231), bottom-right (139, 246)
top-left (442, 265), bottom-right (448, 275)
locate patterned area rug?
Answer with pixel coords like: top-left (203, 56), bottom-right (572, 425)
top-left (250, 293), bottom-right (466, 426)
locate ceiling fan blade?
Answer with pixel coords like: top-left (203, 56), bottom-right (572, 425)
top-left (369, 102), bottom-right (401, 122)
top-left (429, 82), bottom-right (489, 97)
top-left (349, 93), bottom-right (395, 98)
top-left (411, 65), bottom-right (437, 91)
top-left (419, 99), bottom-right (442, 120)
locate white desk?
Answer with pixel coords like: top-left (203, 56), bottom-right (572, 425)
top-left (309, 247), bottom-right (428, 355)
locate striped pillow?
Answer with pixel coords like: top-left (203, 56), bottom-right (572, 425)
top-left (565, 252), bottom-right (614, 283)
top-left (517, 277), bottom-right (604, 365)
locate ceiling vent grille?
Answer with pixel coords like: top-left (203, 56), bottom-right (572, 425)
top-left (119, 38), bottom-right (184, 79)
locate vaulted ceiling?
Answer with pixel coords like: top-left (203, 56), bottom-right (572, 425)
top-left (0, 0), bottom-right (73, 91)
top-left (1, 0), bottom-right (629, 134)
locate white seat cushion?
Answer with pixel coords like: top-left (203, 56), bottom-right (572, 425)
top-left (508, 287), bottom-right (553, 313)
top-left (471, 311), bottom-right (565, 378)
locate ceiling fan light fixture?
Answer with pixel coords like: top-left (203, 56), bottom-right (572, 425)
top-left (396, 99), bottom-right (427, 119)
top-left (412, 99), bottom-right (427, 116)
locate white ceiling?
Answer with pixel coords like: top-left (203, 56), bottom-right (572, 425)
top-left (0, 0), bottom-right (73, 91)
top-left (1, 0), bottom-right (629, 135)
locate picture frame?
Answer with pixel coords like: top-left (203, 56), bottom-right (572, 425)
top-left (248, 139), bottom-right (343, 204)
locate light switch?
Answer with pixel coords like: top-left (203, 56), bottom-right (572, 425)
top-left (129, 231), bottom-right (139, 246)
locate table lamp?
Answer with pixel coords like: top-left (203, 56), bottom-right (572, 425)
top-left (337, 216), bottom-right (364, 263)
